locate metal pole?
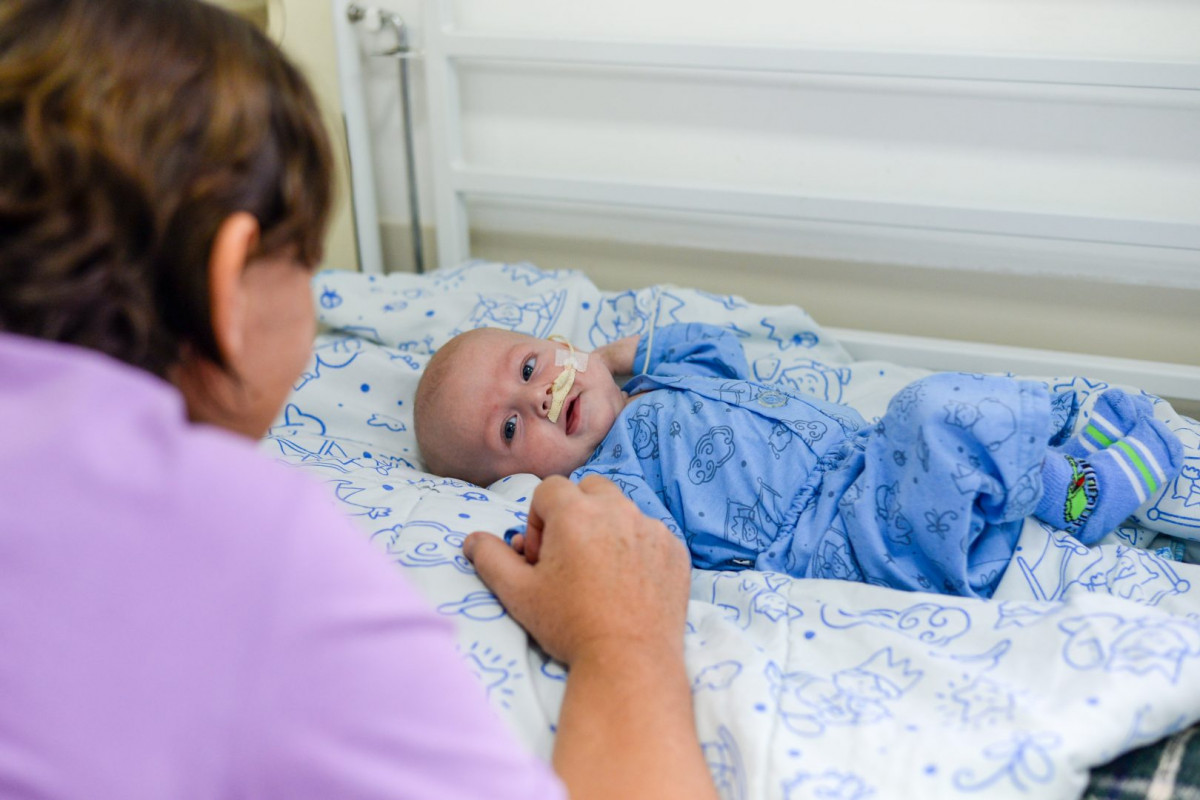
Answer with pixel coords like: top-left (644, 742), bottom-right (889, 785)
top-left (345, 4), bottom-right (425, 273)
top-left (395, 23), bottom-right (425, 273)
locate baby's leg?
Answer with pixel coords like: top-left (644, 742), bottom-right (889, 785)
top-left (1034, 416), bottom-right (1184, 545)
top-left (825, 373), bottom-right (1052, 597)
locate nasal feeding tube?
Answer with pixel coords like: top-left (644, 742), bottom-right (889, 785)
top-left (546, 335), bottom-right (589, 423)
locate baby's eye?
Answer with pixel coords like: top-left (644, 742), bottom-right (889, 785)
top-left (503, 415), bottom-right (518, 442)
top-left (521, 356), bottom-right (536, 381)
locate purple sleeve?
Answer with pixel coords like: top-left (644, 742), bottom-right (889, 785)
top-left (235, 494), bottom-right (564, 800)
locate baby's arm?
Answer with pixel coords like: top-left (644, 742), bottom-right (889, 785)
top-left (594, 335), bottom-right (640, 378)
top-left (636, 322), bottom-right (750, 380)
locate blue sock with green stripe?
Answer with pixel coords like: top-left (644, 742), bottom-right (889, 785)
top-left (1058, 388), bottom-right (1153, 458)
top-left (1035, 416), bottom-right (1184, 545)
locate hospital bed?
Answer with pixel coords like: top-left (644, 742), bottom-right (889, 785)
top-left (264, 4), bottom-right (1200, 798)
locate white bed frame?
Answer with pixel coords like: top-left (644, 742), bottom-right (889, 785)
top-left (331, 0), bottom-right (1200, 408)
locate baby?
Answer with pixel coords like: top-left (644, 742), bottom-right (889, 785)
top-left (415, 322), bottom-right (1184, 598)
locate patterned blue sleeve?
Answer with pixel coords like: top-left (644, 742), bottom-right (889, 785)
top-left (572, 458), bottom-right (684, 544)
top-left (573, 393), bottom-right (767, 571)
top-left (633, 322), bottom-right (750, 381)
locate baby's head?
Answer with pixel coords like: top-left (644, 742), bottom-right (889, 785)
top-left (415, 328), bottom-right (628, 486)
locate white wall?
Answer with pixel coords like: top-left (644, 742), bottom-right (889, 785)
top-left (327, 0), bottom-right (1200, 364)
top-left (212, 0), bottom-right (357, 271)
top-left (271, 0), bottom-right (360, 272)
top-left (451, 0), bottom-right (1200, 59)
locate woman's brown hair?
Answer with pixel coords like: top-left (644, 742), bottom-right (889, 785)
top-left (0, 0), bottom-right (333, 376)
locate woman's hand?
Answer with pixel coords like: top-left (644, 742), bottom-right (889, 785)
top-left (463, 474), bottom-right (689, 665)
top-left (464, 475), bottom-right (716, 800)
top-left (465, 479), bottom-right (710, 796)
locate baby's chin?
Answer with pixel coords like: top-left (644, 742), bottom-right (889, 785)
top-left (534, 456), bottom-right (591, 480)
top-left (537, 466), bottom-right (577, 480)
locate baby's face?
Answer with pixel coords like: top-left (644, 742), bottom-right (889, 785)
top-left (432, 329), bottom-right (629, 485)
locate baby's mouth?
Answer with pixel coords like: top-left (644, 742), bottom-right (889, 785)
top-left (565, 396), bottom-right (580, 435)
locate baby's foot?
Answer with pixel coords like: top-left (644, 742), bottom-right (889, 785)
top-left (1058, 388), bottom-right (1154, 458)
top-left (1035, 416), bottom-right (1184, 545)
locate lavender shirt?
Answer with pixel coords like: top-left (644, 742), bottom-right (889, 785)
top-left (0, 333), bottom-right (563, 799)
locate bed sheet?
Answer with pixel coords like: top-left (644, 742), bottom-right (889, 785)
top-left (263, 260), bottom-right (1200, 800)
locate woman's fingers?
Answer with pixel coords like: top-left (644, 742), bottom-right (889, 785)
top-left (462, 532), bottom-right (536, 618)
top-left (522, 526), bottom-right (541, 564)
top-left (576, 472), bottom-right (626, 497)
top-left (466, 476), bottom-right (692, 665)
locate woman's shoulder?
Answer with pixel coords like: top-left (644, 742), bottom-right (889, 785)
top-left (0, 334), bottom-right (361, 562)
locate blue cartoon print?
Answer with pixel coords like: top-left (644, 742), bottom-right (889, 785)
top-left (1142, 422), bottom-right (1200, 533)
top-left (370, 520), bottom-right (473, 573)
top-left (702, 726), bottom-right (747, 800)
top-left (766, 648), bottom-right (923, 737)
top-left (1059, 613), bottom-right (1200, 683)
top-left (467, 291), bottom-right (567, 338)
top-left (765, 359), bottom-right (853, 403)
top-left (296, 334), bottom-right (365, 390)
top-left (760, 318), bottom-right (821, 352)
top-left (459, 642), bottom-right (522, 710)
top-left (627, 402), bottom-right (663, 460)
top-left (726, 482), bottom-right (788, 553)
top-left (701, 572), bottom-right (804, 632)
top-left (953, 731), bottom-right (1061, 793)
top-left (690, 426), bottom-right (736, 484)
top-left (820, 601), bottom-right (971, 646)
top-left (438, 590), bottom-right (507, 622)
top-left (782, 770), bottom-right (874, 800)
top-left (1010, 525), bottom-right (1193, 606)
top-left (693, 661), bottom-right (743, 694)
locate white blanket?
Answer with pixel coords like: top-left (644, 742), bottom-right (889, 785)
top-left (264, 260), bottom-right (1200, 800)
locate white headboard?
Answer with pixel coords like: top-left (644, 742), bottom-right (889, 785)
top-left (331, 0), bottom-right (1200, 405)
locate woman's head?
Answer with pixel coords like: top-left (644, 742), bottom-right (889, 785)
top-left (0, 0), bottom-right (332, 387)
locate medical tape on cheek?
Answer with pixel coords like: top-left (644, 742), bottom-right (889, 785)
top-left (547, 335), bottom-right (588, 423)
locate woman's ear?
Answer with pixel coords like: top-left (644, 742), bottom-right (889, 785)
top-left (207, 212), bottom-right (261, 366)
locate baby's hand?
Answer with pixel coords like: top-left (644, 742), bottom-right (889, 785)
top-left (594, 335), bottom-right (640, 377)
top-left (503, 525), bottom-right (541, 564)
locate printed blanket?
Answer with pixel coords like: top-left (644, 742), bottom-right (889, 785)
top-left (264, 261), bottom-right (1200, 800)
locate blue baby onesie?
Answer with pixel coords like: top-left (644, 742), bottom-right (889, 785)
top-left (573, 323), bottom-right (1055, 598)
